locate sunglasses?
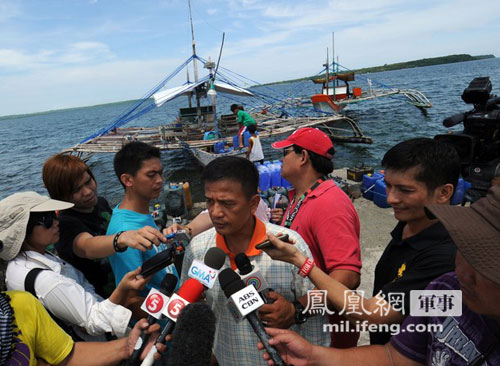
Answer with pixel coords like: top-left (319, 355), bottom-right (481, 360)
top-left (283, 148), bottom-right (295, 157)
top-left (33, 212), bottom-right (57, 229)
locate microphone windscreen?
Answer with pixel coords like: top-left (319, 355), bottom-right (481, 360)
top-left (234, 253), bottom-right (253, 275)
top-left (160, 273), bottom-right (179, 296)
top-left (177, 278), bottom-right (205, 303)
top-left (204, 247), bottom-right (226, 270)
top-left (218, 268), bottom-right (245, 298)
top-left (167, 303), bottom-right (216, 366)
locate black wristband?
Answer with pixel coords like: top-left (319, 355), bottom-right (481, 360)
top-left (113, 231), bottom-right (127, 252)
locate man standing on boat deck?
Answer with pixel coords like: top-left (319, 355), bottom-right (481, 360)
top-left (231, 104), bottom-right (256, 148)
top-left (267, 127), bottom-right (362, 348)
top-left (42, 153), bottom-right (167, 297)
top-left (106, 141), bottom-right (179, 295)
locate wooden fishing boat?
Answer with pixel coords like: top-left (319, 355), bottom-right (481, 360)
top-left (63, 10), bottom-right (374, 165)
top-left (310, 34), bottom-right (432, 114)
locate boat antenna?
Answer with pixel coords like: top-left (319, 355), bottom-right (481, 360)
top-left (188, 0), bottom-right (198, 82)
top-left (213, 32), bottom-right (225, 81)
top-left (188, 0), bottom-right (201, 119)
top-left (332, 31), bottom-right (335, 74)
top-left (207, 32), bottom-right (225, 134)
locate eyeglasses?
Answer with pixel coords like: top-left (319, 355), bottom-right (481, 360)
top-left (33, 212), bottom-right (57, 229)
top-left (283, 148), bottom-right (295, 157)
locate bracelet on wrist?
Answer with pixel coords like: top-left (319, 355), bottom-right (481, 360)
top-left (298, 257), bottom-right (314, 277)
top-left (113, 231), bottom-right (127, 252)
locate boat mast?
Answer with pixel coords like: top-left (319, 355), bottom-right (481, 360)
top-left (332, 32), bottom-right (335, 74)
top-left (188, 0), bottom-right (201, 116)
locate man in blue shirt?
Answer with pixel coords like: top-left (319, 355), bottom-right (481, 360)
top-left (107, 141), bottom-right (179, 295)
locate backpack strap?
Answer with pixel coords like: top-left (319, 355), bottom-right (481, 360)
top-left (24, 268), bottom-right (47, 297)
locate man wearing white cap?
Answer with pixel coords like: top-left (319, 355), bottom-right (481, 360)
top-left (261, 127), bottom-right (362, 348)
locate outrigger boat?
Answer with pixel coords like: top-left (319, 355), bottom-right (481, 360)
top-left (62, 7), bottom-right (374, 165)
top-left (309, 33), bottom-right (432, 114)
top-left (310, 68), bottom-right (432, 113)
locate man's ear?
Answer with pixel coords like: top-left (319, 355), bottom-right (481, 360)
top-left (249, 194), bottom-right (261, 215)
top-left (120, 173), bottom-right (134, 188)
top-left (299, 149), bottom-right (309, 167)
top-left (434, 183), bottom-right (455, 203)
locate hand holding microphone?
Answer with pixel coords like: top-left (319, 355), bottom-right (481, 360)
top-left (218, 268), bottom-right (286, 366)
top-left (140, 278), bottom-right (205, 366)
top-left (129, 273), bottom-right (178, 365)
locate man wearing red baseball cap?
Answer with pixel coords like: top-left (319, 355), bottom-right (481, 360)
top-left (259, 127), bottom-right (362, 348)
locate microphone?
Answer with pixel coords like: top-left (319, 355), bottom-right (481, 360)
top-left (167, 302), bottom-right (216, 366)
top-left (140, 278), bottom-right (205, 366)
top-left (129, 273), bottom-right (178, 364)
top-left (218, 268), bottom-right (286, 366)
top-left (188, 247), bottom-right (226, 288)
top-left (235, 253), bottom-right (273, 303)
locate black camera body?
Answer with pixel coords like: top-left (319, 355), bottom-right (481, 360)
top-left (435, 77), bottom-right (500, 202)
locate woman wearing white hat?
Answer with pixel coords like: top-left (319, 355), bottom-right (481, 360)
top-left (0, 191), bottom-right (148, 341)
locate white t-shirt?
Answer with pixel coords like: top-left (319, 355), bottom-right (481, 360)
top-left (249, 135), bottom-right (264, 162)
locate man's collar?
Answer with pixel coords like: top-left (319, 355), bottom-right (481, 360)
top-left (216, 217), bottom-right (267, 270)
top-left (391, 220), bottom-right (450, 249)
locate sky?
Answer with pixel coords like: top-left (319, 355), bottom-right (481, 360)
top-left (1, 0), bottom-right (499, 116)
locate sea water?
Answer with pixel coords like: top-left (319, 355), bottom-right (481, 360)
top-left (1, 58), bottom-right (500, 205)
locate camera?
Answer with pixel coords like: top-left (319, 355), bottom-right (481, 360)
top-left (435, 77), bottom-right (500, 202)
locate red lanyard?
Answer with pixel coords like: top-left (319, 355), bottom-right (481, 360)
top-left (284, 176), bottom-right (327, 228)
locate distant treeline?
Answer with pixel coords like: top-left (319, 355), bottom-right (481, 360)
top-left (262, 54), bottom-right (496, 86)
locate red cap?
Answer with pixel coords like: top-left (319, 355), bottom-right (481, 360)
top-left (271, 127), bottom-right (334, 159)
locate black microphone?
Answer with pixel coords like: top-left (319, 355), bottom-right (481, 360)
top-left (218, 268), bottom-right (286, 366)
top-left (204, 247), bottom-right (226, 270)
top-left (140, 278), bottom-right (205, 366)
top-left (187, 247), bottom-right (226, 288)
top-left (129, 273), bottom-right (178, 365)
top-left (167, 302), bottom-right (216, 366)
top-left (235, 253), bottom-right (273, 303)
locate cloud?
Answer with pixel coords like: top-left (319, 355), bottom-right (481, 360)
top-left (0, 41), bottom-right (115, 73)
top-left (0, 57), bottom-right (187, 115)
top-left (58, 42), bottom-right (115, 64)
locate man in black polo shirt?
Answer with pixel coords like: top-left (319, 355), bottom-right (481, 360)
top-left (370, 137), bottom-right (459, 344)
top-left (257, 138), bottom-right (460, 347)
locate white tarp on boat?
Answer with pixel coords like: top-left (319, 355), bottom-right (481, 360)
top-left (152, 77), bottom-right (254, 107)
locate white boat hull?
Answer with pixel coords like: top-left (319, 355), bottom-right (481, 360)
top-left (191, 147), bottom-right (246, 166)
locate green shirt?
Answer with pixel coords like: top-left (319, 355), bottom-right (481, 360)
top-left (237, 110), bottom-right (256, 127)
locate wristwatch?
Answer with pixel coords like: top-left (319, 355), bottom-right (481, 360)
top-left (293, 300), bottom-right (308, 324)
